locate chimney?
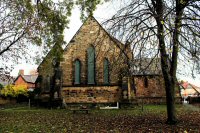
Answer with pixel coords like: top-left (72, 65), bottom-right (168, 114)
top-left (18, 69), bottom-right (24, 75)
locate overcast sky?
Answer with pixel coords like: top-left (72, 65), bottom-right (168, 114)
top-left (10, 1), bottom-right (119, 76)
top-left (10, 1), bottom-right (200, 86)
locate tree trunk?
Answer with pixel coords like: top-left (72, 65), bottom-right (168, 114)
top-left (166, 0), bottom-right (186, 124)
top-left (159, 36), bottom-right (177, 124)
top-left (165, 75), bottom-right (177, 124)
top-left (155, 0), bottom-right (177, 124)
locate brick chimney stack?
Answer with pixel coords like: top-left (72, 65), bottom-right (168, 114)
top-left (18, 69), bottom-right (24, 75)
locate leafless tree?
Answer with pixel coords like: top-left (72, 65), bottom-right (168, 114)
top-left (102, 0), bottom-right (200, 124)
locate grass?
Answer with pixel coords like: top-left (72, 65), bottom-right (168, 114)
top-left (0, 104), bottom-right (199, 132)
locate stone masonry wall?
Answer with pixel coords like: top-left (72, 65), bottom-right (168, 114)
top-left (60, 17), bottom-right (130, 86)
top-left (37, 44), bottom-right (63, 92)
top-left (62, 86), bottom-right (121, 103)
top-left (37, 17), bottom-right (131, 103)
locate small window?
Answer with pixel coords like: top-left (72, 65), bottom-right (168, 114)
top-left (144, 77), bottom-right (148, 88)
top-left (74, 59), bottom-right (81, 84)
top-left (103, 58), bottom-right (109, 85)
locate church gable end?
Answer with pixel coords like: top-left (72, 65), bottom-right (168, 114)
top-left (61, 16), bottom-right (127, 87)
top-left (36, 16), bottom-right (166, 104)
top-left (59, 16), bottom-right (126, 103)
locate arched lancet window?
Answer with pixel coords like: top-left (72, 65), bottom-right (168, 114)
top-left (103, 58), bottom-right (109, 85)
top-left (74, 59), bottom-right (81, 84)
top-left (87, 46), bottom-right (95, 84)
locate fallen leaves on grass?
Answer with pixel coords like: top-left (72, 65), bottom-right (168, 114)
top-left (0, 105), bottom-right (199, 132)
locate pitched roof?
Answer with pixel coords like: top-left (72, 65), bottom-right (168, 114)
top-left (14, 75), bottom-right (38, 84)
top-left (21, 75), bottom-right (38, 83)
top-left (132, 58), bottom-right (162, 75)
top-left (179, 81), bottom-right (200, 95)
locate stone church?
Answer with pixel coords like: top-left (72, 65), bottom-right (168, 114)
top-left (36, 16), bottom-right (166, 105)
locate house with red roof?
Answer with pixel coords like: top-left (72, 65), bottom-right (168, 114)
top-left (14, 70), bottom-right (38, 91)
top-left (179, 81), bottom-right (200, 98)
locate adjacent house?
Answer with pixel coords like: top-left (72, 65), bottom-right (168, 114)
top-left (179, 81), bottom-right (200, 98)
top-left (14, 70), bottom-right (38, 91)
top-left (36, 16), bottom-right (166, 105)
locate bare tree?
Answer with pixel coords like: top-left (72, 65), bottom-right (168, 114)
top-left (101, 0), bottom-right (200, 124)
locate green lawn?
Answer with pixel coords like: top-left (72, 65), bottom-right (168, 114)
top-left (0, 104), bottom-right (199, 132)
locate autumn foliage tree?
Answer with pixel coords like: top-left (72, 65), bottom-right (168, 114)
top-left (0, 0), bottom-right (72, 74)
top-left (0, 84), bottom-right (28, 98)
top-left (0, 0), bottom-right (102, 78)
top-left (0, 84), bottom-right (3, 90)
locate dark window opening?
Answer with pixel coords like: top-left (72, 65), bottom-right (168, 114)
top-left (144, 77), bottom-right (148, 88)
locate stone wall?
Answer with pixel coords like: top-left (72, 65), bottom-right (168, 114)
top-left (134, 75), bottom-right (166, 97)
top-left (37, 16), bottom-right (131, 104)
top-left (60, 17), bottom-right (130, 86)
top-left (37, 44), bottom-right (63, 92)
top-left (134, 97), bottom-right (182, 104)
top-left (62, 86), bottom-right (121, 103)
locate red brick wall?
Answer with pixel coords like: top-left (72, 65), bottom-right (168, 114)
top-left (134, 75), bottom-right (165, 97)
top-left (14, 76), bottom-right (35, 89)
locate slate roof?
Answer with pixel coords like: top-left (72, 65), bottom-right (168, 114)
top-left (132, 58), bottom-right (162, 75)
top-left (21, 75), bottom-right (38, 83)
top-left (14, 75), bottom-right (38, 84)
